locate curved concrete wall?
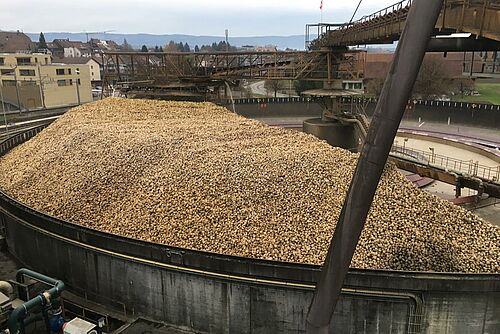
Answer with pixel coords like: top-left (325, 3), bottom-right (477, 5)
top-left (397, 131), bottom-right (500, 163)
top-left (226, 99), bottom-right (500, 130)
top-left (0, 126), bottom-right (499, 334)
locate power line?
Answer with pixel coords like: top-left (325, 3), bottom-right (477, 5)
top-left (348, 0), bottom-right (364, 25)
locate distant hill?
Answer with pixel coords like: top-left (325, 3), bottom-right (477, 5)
top-left (26, 32), bottom-right (311, 50)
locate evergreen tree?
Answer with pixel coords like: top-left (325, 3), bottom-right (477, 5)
top-left (154, 45), bottom-right (160, 52)
top-left (122, 39), bottom-right (133, 51)
top-left (141, 45), bottom-right (148, 52)
top-left (38, 32), bottom-right (48, 50)
top-left (159, 46), bottom-right (164, 52)
top-left (184, 43), bottom-right (190, 52)
top-left (194, 45), bottom-right (200, 52)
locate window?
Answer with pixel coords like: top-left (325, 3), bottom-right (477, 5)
top-left (0, 69), bottom-right (14, 75)
top-left (16, 57), bottom-right (31, 65)
top-left (56, 69), bottom-right (65, 75)
top-left (77, 78), bottom-right (81, 85)
top-left (69, 79), bottom-right (73, 85)
top-left (68, 68), bottom-right (72, 75)
top-left (91, 72), bottom-right (94, 76)
top-left (19, 69), bottom-right (35, 76)
top-left (2, 80), bottom-right (16, 86)
top-left (90, 65), bottom-right (93, 69)
top-left (20, 81), bottom-right (36, 86)
top-left (35, 58), bottom-right (38, 63)
top-left (45, 57), bottom-right (49, 65)
top-left (0, 57), bottom-right (4, 65)
top-left (57, 80), bottom-right (67, 86)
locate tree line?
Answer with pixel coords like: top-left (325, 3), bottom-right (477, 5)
top-left (136, 40), bottom-right (237, 53)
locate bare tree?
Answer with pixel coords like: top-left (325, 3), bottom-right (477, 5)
top-left (165, 41), bottom-right (177, 52)
top-left (413, 57), bottom-right (452, 99)
top-left (264, 80), bottom-right (282, 97)
top-left (366, 78), bottom-right (385, 98)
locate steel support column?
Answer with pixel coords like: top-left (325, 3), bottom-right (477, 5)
top-left (305, 0), bottom-right (444, 332)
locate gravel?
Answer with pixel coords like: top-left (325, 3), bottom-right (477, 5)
top-left (0, 97), bottom-right (498, 273)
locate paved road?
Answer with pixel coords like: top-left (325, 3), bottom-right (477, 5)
top-left (247, 80), bottom-right (292, 98)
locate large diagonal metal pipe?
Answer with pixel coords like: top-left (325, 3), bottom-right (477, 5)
top-left (306, 0), bottom-right (444, 332)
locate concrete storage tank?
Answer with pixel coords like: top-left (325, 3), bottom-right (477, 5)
top-left (0, 126), bottom-right (498, 333)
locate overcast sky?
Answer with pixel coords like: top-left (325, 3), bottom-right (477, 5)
top-left (2, 0), bottom-right (397, 36)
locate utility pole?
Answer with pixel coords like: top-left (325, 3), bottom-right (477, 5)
top-left (13, 66), bottom-right (22, 112)
top-left (37, 64), bottom-right (46, 109)
top-left (225, 29), bottom-right (229, 52)
top-left (75, 69), bottom-right (81, 105)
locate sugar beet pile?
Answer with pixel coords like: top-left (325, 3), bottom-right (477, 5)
top-left (0, 98), bottom-right (498, 273)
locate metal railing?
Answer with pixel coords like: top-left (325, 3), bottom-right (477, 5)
top-left (347, 0), bottom-right (412, 28)
top-left (305, 23), bottom-right (344, 48)
top-left (391, 143), bottom-right (500, 182)
top-left (0, 124), bottom-right (50, 156)
top-left (219, 96), bottom-right (500, 111)
top-left (314, 0), bottom-right (498, 46)
top-left (325, 0), bottom-right (412, 43)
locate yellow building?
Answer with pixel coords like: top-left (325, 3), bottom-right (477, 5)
top-left (0, 53), bottom-right (92, 110)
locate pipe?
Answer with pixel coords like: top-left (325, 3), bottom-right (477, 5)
top-left (335, 117), bottom-right (367, 139)
top-left (15, 268), bottom-right (64, 291)
top-left (342, 288), bottom-right (424, 333)
top-left (306, 0), bottom-right (444, 332)
top-left (0, 281), bottom-right (14, 300)
top-left (7, 269), bottom-right (65, 334)
top-left (22, 314), bottom-right (43, 328)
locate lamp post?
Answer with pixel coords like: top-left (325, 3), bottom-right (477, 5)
top-left (429, 147), bottom-right (435, 164)
top-left (37, 64), bottom-right (46, 109)
top-left (75, 69), bottom-right (81, 105)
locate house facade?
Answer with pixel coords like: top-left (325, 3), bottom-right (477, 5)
top-left (54, 57), bottom-right (102, 83)
top-left (51, 39), bottom-right (92, 58)
top-left (0, 53), bottom-right (92, 109)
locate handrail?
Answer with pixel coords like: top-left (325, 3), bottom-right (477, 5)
top-left (317, 0), bottom-right (497, 46)
top-left (391, 143), bottom-right (500, 182)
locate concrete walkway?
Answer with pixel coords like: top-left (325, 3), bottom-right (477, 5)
top-left (400, 120), bottom-right (500, 144)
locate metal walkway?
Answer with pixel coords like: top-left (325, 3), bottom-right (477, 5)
top-left (310, 0), bottom-right (500, 47)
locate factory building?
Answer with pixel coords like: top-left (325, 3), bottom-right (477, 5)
top-left (0, 53), bottom-right (92, 110)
